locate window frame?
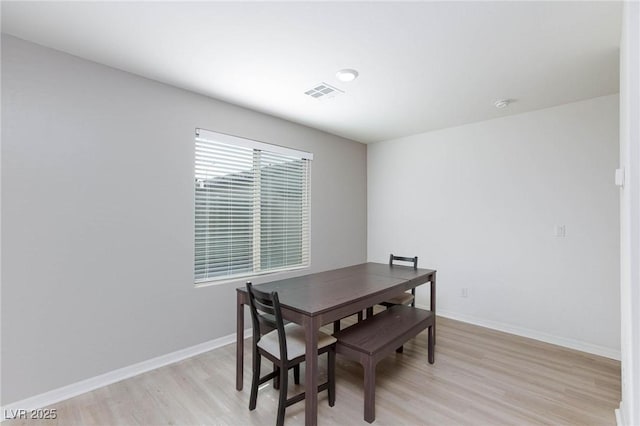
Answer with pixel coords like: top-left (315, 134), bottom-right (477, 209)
top-left (194, 128), bottom-right (313, 286)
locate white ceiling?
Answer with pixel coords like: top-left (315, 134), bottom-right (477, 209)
top-left (1, 1), bottom-right (621, 144)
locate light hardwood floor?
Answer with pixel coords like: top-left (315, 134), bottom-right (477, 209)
top-left (7, 316), bottom-right (620, 425)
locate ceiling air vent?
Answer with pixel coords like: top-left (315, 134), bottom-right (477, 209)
top-left (304, 82), bottom-right (344, 100)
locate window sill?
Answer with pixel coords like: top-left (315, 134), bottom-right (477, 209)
top-left (194, 264), bottom-right (311, 288)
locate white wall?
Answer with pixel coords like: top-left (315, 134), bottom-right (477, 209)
top-left (0, 36), bottom-right (367, 405)
top-left (368, 95), bottom-right (620, 358)
top-left (618, 1), bottom-right (640, 424)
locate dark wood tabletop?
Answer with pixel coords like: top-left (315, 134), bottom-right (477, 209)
top-left (236, 263), bottom-right (435, 316)
top-left (235, 262), bottom-right (437, 426)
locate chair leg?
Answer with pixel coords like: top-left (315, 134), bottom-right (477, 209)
top-left (249, 351), bottom-right (261, 410)
top-left (333, 320), bottom-right (341, 333)
top-left (357, 311), bottom-right (363, 322)
top-left (328, 348), bottom-right (336, 407)
top-left (396, 345), bottom-right (404, 353)
top-left (428, 325), bottom-right (435, 364)
top-left (293, 364), bottom-right (300, 385)
top-left (273, 364), bottom-right (280, 390)
top-left (366, 307), bottom-right (374, 318)
top-left (276, 362), bottom-right (288, 426)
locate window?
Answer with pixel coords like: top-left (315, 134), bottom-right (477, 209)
top-left (194, 129), bottom-right (313, 283)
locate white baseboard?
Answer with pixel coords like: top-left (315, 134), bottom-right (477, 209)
top-left (1, 328), bottom-right (252, 421)
top-left (615, 401), bottom-right (628, 426)
top-left (429, 307), bottom-right (621, 361)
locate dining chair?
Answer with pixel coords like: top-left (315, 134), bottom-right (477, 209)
top-left (365, 255), bottom-right (418, 317)
top-left (364, 254), bottom-right (418, 353)
top-left (246, 282), bottom-right (336, 426)
top-left (382, 254), bottom-right (418, 307)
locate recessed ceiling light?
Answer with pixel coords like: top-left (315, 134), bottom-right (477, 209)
top-left (336, 69), bottom-right (359, 82)
top-left (494, 99), bottom-right (511, 109)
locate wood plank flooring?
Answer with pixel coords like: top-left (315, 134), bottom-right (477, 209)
top-left (6, 316), bottom-right (620, 425)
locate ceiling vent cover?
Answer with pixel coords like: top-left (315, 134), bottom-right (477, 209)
top-left (304, 82), bottom-right (344, 100)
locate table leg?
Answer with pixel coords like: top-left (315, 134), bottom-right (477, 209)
top-left (431, 272), bottom-right (437, 346)
top-left (304, 316), bottom-right (319, 426)
top-left (236, 292), bottom-right (244, 391)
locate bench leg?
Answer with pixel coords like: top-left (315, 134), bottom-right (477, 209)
top-left (363, 358), bottom-right (377, 423)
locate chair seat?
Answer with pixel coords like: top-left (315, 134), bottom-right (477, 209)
top-left (384, 292), bottom-right (414, 305)
top-left (258, 323), bottom-right (337, 361)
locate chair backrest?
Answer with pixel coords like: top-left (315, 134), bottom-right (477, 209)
top-left (246, 282), bottom-right (288, 359)
top-left (389, 254), bottom-right (418, 269)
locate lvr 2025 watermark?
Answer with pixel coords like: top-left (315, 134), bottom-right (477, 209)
top-left (3, 408), bottom-right (58, 420)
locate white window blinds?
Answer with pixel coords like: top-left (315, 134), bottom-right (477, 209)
top-left (194, 129), bottom-right (312, 283)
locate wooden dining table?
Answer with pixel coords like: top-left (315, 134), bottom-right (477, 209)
top-left (235, 262), bottom-right (437, 426)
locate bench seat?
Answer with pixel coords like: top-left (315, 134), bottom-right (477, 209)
top-left (333, 305), bottom-right (434, 423)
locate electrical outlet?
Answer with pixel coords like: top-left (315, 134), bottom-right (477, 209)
top-left (461, 288), bottom-right (468, 298)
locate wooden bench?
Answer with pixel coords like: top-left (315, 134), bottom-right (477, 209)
top-left (333, 305), bottom-right (434, 423)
